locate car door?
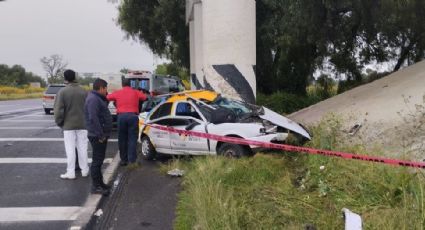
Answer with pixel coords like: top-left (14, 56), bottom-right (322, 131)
top-left (170, 101), bottom-right (210, 154)
top-left (145, 102), bottom-right (173, 152)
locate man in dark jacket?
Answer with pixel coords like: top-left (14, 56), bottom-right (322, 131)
top-left (84, 78), bottom-right (113, 196)
top-left (54, 69), bottom-right (89, 180)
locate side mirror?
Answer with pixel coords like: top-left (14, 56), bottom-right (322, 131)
top-left (185, 121), bottom-right (200, 131)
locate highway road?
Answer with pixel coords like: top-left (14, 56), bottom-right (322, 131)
top-left (0, 99), bottom-right (119, 230)
top-left (0, 99), bottom-right (42, 116)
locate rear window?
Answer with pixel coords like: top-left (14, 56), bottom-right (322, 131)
top-left (152, 77), bottom-right (184, 94)
top-left (128, 78), bottom-right (150, 91)
top-left (150, 102), bottom-right (173, 120)
top-left (45, 86), bottom-right (65, 94)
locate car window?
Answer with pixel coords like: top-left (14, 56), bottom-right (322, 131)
top-left (139, 79), bottom-right (150, 91)
top-left (150, 102), bottom-right (172, 120)
top-left (127, 78), bottom-right (150, 93)
top-left (141, 96), bottom-right (162, 112)
top-left (175, 102), bottom-right (201, 120)
top-left (45, 86), bottom-right (65, 94)
top-left (154, 118), bottom-right (190, 126)
top-left (152, 76), bottom-right (184, 94)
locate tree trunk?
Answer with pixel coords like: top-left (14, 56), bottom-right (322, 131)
top-left (394, 41), bottom-right (415, 72)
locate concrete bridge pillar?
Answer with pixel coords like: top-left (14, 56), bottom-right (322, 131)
top-left (186, 0), bottom-right (256, 104)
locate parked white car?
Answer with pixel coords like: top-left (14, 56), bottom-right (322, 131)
top-left (42, 84), bottom-right (65, 114)
top-left (138, 90), bottom-right (311, 159)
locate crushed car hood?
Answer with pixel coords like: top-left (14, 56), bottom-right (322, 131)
top-left (259, 107), bottom-right (311, 140)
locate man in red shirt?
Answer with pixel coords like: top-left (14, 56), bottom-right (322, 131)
top-left (107, 78), bottom-right (147, 167)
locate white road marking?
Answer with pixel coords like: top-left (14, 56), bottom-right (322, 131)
top-left (0, 158), bottom-right (113, 164)
top-left (25, 112), bottom-right (44, 116)
top-left (0, 138), bottom-right (118, 142)
top-left (0, 107), bottom-right (40, 116)
top-left (1, 112), bottom-right (47, 121)
top-left (20, 114), bottom-right (49, 117)
top-left (0, 120), bottom-right (53, 122)
top-left (0, 207), bottom-right (81, 222)
top-left (71, 152), bottom-right (121, 228)
top-left (0, 127), bottom-right (60, 130)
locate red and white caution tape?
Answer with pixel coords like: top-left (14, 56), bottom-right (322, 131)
top-left (146, 124), bottom-right (425, 169)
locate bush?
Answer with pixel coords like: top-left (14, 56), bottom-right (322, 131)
top-left (306, 84), bottom-right (338, 100)
top-left (0, 86), bottom-right (23, 95)
top-left (23, 86), bottom-right (45, 94)
top-left (256, 91), bottom-right (320, 114)
top-left (0, 85), bottom-right (44, 95)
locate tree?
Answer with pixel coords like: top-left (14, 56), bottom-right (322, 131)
top-left (117, 0), bottom-right (425, 96)
top-left (154, 63), bottom-right (189, 81)
top-left (78, 76), bottom-right (97, 86)
top-left (40, 54), bottom-right (68, 84)
top-left (120, 68), bottom-right (129, 74)
top-left (117, 0), bottom-right (189, 68)
top-left (0, 64), bottom-right (46, 87)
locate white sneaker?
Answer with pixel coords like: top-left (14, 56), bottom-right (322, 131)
top-left (60, 173), bottom-right (76, 180)
top-left (81, 170), bottom-right (89, 177)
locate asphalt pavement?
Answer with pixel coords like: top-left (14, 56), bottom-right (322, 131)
top-left (91, 158), bottom-right (181, 230)
top-left (0, 99), bottom-right (118, 230)
top-left (0, 98), bottom-right (42, 116)
top-left (0, 99), bottom-right (180, 230)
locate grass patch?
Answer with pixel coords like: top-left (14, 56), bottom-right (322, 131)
top-left (0, 93), bottom-right (43, 101)
top-left (0, 85), bottom-right (44, 100)
top-left (0, 85), bottom-right (45, 94)
top-left (167, 115), bottom-right (425, 229)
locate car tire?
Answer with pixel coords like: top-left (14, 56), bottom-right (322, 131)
top-left (140, 136), bottom-right (156, 160)
top-left (217, 143), bottom-right (252, 158)
top-left (44, 109), bottom-right (51, 115)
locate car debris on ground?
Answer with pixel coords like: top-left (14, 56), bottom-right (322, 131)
top-left (167, 168), bottom-right (185, 177)
top-left (342, 208), bottom-right (362, 230)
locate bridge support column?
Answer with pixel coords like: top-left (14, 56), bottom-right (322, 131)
top-left (186, 0), bottom-right (256, 103)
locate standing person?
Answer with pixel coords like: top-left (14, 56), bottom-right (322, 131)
top-left (107, 78), bottom-right (147, 167)
top-left (85, 78), bottom-right (113, 195)
top-left (54, 69), bottom-right (89, 179)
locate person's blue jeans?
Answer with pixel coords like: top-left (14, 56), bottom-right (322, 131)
top-left (117, 113), bottom-right (139, 163)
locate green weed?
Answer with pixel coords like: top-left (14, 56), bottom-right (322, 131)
top-left (167, 114), bottom-right (425, 229)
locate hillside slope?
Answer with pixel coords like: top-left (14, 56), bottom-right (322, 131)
top-left (290, 61), bottom-right (425, 159)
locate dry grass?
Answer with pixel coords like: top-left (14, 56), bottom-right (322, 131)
top-left (0, 85), bottom-right (44, 100)
top-left (0, 85), bottom-right (45, 95)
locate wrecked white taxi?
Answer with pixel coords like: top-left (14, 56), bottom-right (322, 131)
top-left (138, 90), bottom-right (311, 159)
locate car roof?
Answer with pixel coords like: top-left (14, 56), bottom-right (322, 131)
top-left (165, 90), bottom-right (218, 103)
top-left (48, 84), bottom-right (66, 87)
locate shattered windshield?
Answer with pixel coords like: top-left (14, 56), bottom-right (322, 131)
top-left (189, 95), bottom-right (263, 123)
top-left (213, 96), bottom-right (260, 117)
top-left (193, 101), bottom-right (214, 121)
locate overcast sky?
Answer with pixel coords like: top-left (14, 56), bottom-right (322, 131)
top-left (0, 0), bottom-right (162, 77)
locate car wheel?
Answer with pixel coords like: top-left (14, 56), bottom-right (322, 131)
top-left (44, 109), bottom-right (51, 115)
top-left (140, 136), bottom-right (156, 160)
top-left (218, 143), bottom-right (252, 158)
